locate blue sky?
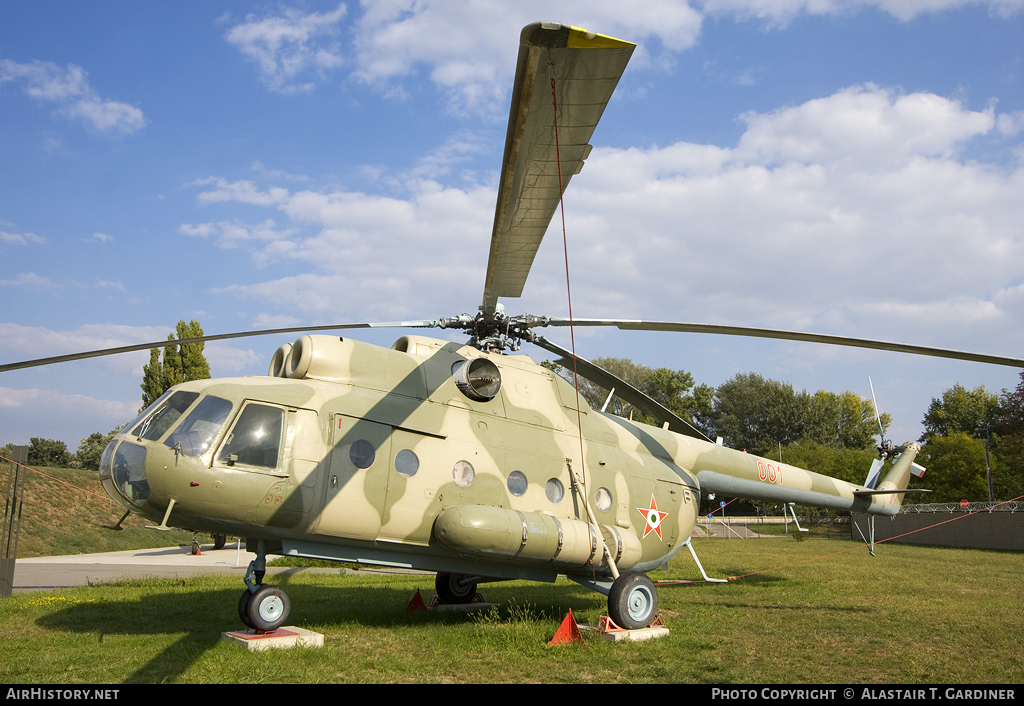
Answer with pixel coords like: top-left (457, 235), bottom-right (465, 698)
top-left (2, 0), bottom-right (1022, 452)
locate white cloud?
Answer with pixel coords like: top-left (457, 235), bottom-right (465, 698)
top-left (0, 385), bottom-right (139, 429)
top-left (250, 161), bottom-right (310, 182)
top-left (0, 59), bottom-right (145, 134)
top-left (734, 85), bottom-right (996, 168)
top-left (997, 111), bottom-right (1024, 137)
top-left (697, 0), bottom-right (1023, 25)
top-left (90, 232), bottom-right (114, 243)
top-left (204, 343), bottom-right (263, 374)
top-left (0, 272), bottom-right (57, 289)
top-left (218, 0), bottom-right (1022, 116)
top-left (0, 321), bottom-right (269, 381)
top-left (179, 219), bottom-right (300, 267)
top-left (0, 230), bottom-right (46, 245)
top-left (180, 85), bottom-right (1024, 363)
top-left (190, 177), bottom-right (291, 206)
top-left (350, 1), bottom-right (704, 114)
top-left (95, 280), bottom-right (126, 292)
top-left (224, 3), bottom-right (347, 92)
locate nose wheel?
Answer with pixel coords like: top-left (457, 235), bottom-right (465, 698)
top-left (238, 539), bottom-right (290, 632)
top-left (239, 584), bottom-right (291, 632)
top-left (608, 572), bottom-right (658, 630)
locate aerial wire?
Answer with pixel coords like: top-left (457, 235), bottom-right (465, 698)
top-left (550, 66), bottom-right (612, 580)
top-left (548, 70), bottom-right (586, 475)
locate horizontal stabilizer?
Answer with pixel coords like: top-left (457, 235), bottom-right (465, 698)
top-left (853, 488), bottom-right (932, 496)
top-left (911, 462), bottom-right (926, 477)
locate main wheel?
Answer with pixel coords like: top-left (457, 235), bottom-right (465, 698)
top-left (245, 584), bottom-right (291, 632)
top-left (213, 533), bottom-right (226, 550)
top-left (608, 572), bottom-right (658, 630)
top-left (435, 573), bottom-right (477, 604)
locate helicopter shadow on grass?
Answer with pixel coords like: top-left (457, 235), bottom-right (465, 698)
top-left (32, 575), bottom-right (605, 683)
top-left (664, 568), bottom-right (875, 615)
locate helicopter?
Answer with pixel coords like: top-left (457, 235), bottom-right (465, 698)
top-left (3, 21), bottom-right (1023, 634)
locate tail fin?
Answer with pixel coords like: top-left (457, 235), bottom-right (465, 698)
top-left (864, 458), bottom-right (883, 490)
top-left (853, 442), bottom-right (929, 515)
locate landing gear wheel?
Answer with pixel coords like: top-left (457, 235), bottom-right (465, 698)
top-left (213, 534), bottom-right (226, 550)
top-left (238, 589), bottom-right (256, 629)
top-left (608, 572), bottom-right (658, 630)
top-left (245, 584), bottom-right (291, 632)
top-left (435, 573), bottom-right (477, 604)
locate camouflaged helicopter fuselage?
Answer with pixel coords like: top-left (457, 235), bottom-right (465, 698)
top-left (100, 334), bottom-right (916, 583)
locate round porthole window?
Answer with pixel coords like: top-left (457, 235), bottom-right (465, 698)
top-left (453, 460), bottom-right (475, 487)
top-left (349, 439), bottom-right (375, 469)
top-left (594, 487), bottom-right (612, 512)
top-left (395, 449), bottom-right (419, 478)
top-left (507, 471), bottom-right (527, 497)
top-left (545, 478), bottom-right (564, 504)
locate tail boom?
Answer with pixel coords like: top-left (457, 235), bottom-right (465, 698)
top-left (694, 442), bottom-right (922, 517)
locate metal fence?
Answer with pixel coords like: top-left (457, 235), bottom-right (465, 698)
top-left (900, 501), bottom-right (1023, 514)
top-left (851, 510), bottom-right (1024, 551)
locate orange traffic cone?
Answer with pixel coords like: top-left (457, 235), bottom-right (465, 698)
top-left (548, 609), bottom-right (583, 646)
top-left (407, 589), bottom-right (427, 612)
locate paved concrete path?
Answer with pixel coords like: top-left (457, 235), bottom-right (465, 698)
top-left (10, 542), bottom-right (327, 594)
top-left (10, 541), bottom-right (432, 594)
top-left (11, 541), bottom-right (257, 593)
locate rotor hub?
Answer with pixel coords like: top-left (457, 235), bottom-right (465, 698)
top-left (439, 304), bottom-right (549, 352)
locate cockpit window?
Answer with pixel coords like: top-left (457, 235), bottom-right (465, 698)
top-left (164, 395), bottom-right (233, 458)
top-left (133, 391), bottom-right (199, 442)
top-left (124, 389), bottom-right (175, 435)
top-left (215, 403), bottom-right (284, 470)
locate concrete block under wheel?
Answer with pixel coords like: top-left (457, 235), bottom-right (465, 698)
top-left (580, 623), bottom-right (671, 642)
top-left (221, 626), bottom-right (324, 651)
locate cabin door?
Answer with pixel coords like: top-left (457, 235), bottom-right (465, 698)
top-left (316, 414), bottom-right (392, 540)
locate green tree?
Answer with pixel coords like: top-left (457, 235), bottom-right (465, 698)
top-left (706, 375), bottom-right (886, 456)
top-left (28, 438), bottom-right (73, 467)
top-left (544, 357), bottom-right (713, 432)
top-left (778, 439), bottom-right (880, 486)
top-left (916, 432), bottom-right (991, 503)
top-left (803, 389), bottom-right (890, 450)
top-left (75, 424), bottom-right (126, 471)
top-left (992, 372), bottom-right (1024, 501)
top-left (140, 319), bottom-right (211, 410)
top-left (920, 383), bottom-right (999, 441)
top-left (709, 373), bottom-right (805, 455)
top-left (140, 347), bottom-right (164, 409)
top-left (176, 319), bottom-right (210, 381)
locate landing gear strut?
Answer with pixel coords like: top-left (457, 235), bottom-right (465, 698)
top-left (239, 539), bottom-right (290, 632)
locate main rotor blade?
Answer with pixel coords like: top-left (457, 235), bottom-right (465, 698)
top-left (0, 320), bottom-right (441, 373)
top-left (546, 318), bottom-right (1024, 368)
top-left (533, 335), bottom-right (712, 442)
top-left (481, 23), bottom-right (634, 314)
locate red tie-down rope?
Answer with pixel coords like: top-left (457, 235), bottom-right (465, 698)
top-left (1, 454), bottom-right (114, 502)
top-left (657, 494), bottom-right (1024, 585)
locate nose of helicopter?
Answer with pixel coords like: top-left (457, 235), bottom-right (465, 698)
top-left (99, 437), bottom-right (153, 511)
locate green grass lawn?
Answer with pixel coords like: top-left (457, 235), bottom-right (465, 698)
top-left (2, 538), bottom-right (1021, 684)
top-left (2, 464), bottom-right (195, 557)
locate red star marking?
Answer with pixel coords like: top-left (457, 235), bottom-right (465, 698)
top-left (637, 495), bottom-right (669, 539)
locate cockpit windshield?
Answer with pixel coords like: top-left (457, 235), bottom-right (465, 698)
top-left (215, 403), bottom-right (284, 470)
top-left (133, 390), bottom-right (199, 441)
top-left (164, 395), bottom-right (233, 458)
